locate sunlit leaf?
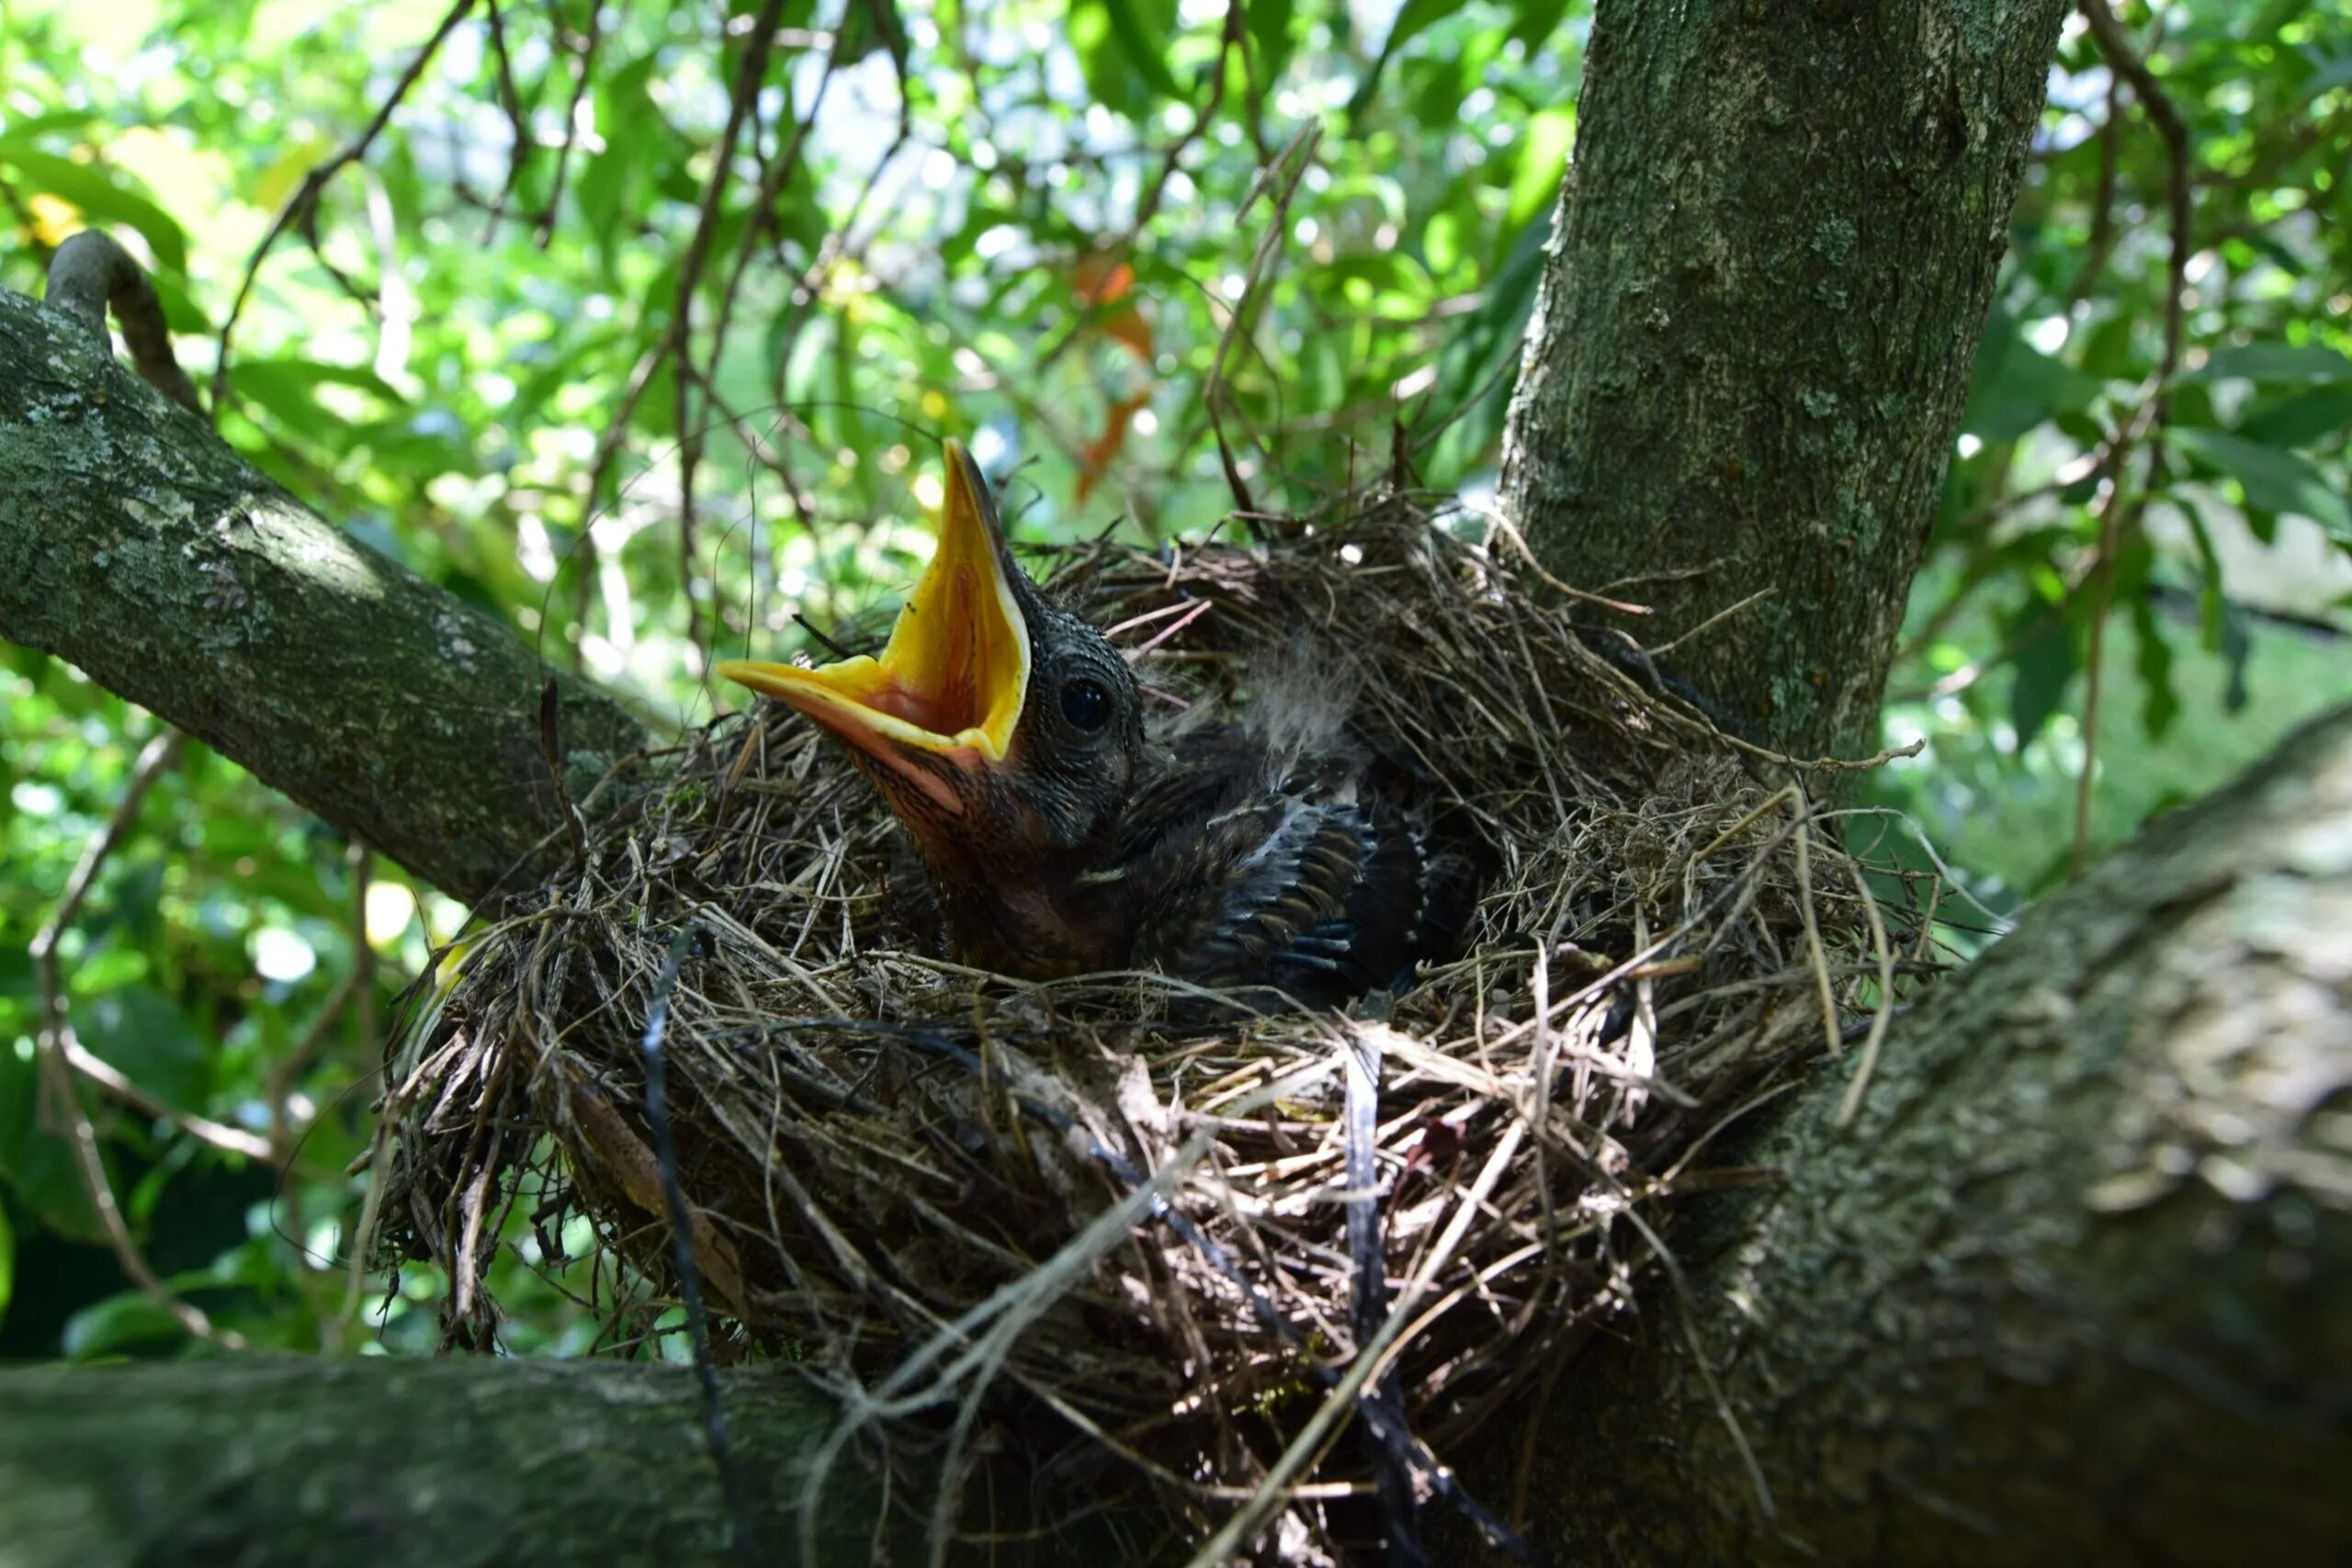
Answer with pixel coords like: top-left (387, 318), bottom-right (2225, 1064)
top-left (231, 356), bottom-right (406, 434)
top-left (1423, 213), bottom-right (1548, 480)
top-left (0, 142), bottom-right (189, 274)
top-left (1509, 107), bottom-right (1575, 228)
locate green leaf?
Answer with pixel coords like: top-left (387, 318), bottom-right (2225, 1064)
top-left (1246, 0), bottom-right (1295, 83)
top-left (0, 142), bottom-right (188, 274)
top-left (2220, 604), bottom-right (2254, 714)
top-left (230, 355), bottom-right (404, 433)
top-left (2188, 341), bottom-right (2352, 387)
top-left (2132, 593), bottom-right (2179, 741)
top-left (0, 1043), bottom-right (107, 1242)
top-left (1963, 313), bottom-right (2102, 443)
top-left (1100, 0), bottom-right (1183, 101)
top-left (2007, 607), bottom-right (2077, 750)
top-left (2237, 385), bottom-right (2352, 449)
top-left (72, 984), bottom-right (210, 1113)
top-left (1423, 212), bottom-right (1548, 481)
top-left (1071, 0), bottom-right (1182, 118)
top-left (0, 109), bottom-right (106, 141)
top-left (2169, 426), bottom-right (2352, 539)
top-left (1508, 107), bottom-right (1575, 228)
top-left (2176, 498), bottom-right (2228, 652)
top-left (144, 265), bottom-right (214, 335)
top-left (64, 1289), bottom-right (188, 1360)
top-left (1510, 0), bottom-right (1571, 47)
top-left (843, 0), bottom-right (908, 68)
top-left (1345, 0), bottom-right (1456, 120)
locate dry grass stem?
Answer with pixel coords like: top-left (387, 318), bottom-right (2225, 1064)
top-left (374, 491), bottom-right (1925, 1556)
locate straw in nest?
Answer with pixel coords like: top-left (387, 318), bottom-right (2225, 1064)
top-left (369, 487), bottom-right (1930, 1559)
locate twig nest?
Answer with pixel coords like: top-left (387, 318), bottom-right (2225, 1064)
top-left (374, 491), bottom-right (1911, 1553)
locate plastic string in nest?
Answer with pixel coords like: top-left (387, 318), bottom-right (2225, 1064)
top-left (368, 448), bottom-right (1934, 1562)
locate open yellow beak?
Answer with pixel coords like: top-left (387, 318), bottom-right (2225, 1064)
top-left (717, 441), bottom-right (1032, 786)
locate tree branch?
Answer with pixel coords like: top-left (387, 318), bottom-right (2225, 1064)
top-left (0, 1357), bottom-right (896, 1567)
top-left (0, 285), bottom-right (650, 904)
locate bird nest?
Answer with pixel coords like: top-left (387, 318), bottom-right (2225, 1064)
top-left (370, 489), bottom-right (1925, 1560)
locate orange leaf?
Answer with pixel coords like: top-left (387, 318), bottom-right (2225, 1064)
top-left (1070, 255), bottom-right (1135, 306)
top-left (1076, 391), bottom-right (1151, 504)
top-left (1070, 254), bottom-right (1153, 364)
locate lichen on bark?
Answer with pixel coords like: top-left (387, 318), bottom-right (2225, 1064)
top-left (1500, 0), bottom-right (2072, 760)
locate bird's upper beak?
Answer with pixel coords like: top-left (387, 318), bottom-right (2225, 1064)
top-left (716, 441), bottom-right (1030, 815)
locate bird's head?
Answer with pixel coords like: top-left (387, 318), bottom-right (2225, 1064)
top-left (717, 442), bottom-right (1144, 874)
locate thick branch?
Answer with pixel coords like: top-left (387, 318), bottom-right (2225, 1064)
top-left (1463, 702), bottom-right (2352, 1563)
top-left (1501, 0), bottom-right (2071, 757)
top-left (0, 1357), bottom-right (890, 1566)
top-left (0, 286), bottom-right (650, 903)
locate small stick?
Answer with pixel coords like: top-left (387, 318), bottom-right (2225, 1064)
top-left (46, 230), bottom-right (203, 414)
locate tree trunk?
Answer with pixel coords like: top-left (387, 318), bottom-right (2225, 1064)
top-left (1459, 701), bottom-right (2352, 1564)
top-left (0, 1356), bottom-right (890, 1567)
top-left (1501, 0), bottom-right (2069, 759)
top-left (0, 287), bottom-right (650, 904)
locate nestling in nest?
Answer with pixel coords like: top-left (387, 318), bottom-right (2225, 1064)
top-left (371, 447), bottom-right (1921, 1559)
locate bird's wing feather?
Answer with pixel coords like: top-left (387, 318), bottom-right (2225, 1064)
top-left (1126, 766), bottom-right (1377, 988)
top-left (1121, 716), bottom-right (1482, 1000)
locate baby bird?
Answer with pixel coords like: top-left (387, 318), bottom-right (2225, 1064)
top-left (717, 443), bottom-right (1477, 1004)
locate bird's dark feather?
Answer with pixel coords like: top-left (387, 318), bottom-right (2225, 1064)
top-left (1115, 723), bottom-right (1479, 1003)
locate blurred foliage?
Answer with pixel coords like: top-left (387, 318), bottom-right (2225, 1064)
top-left (2, 0), bottom-right (2348, 1358)
top-left (1870, 0), bottom-right (2352, 909)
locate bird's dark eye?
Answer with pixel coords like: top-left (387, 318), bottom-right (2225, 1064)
top-left (1059, 677), bottom-right (1112, 732)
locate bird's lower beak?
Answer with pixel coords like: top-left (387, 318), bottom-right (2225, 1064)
top-left (716, 441), bottom-right (1031, 812)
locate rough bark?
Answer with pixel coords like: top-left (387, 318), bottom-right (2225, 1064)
top-left (1460, 702), bottom-right (2352, 1564)
top-left (1501, 0), bottom-right (2069, 758)
top-left (0, 286), bottom-right (650, 904)
top-left (0, 1355), bottom-right (892, 1568)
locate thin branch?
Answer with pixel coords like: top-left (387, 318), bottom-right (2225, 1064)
top-left (2074, 0), bottom-right (2192, 875)
top-left (1204, 123), bottom-right (1321, 514)
top-left (478, 0), bottom-right (537, 241)
top-left (28, 728), bottom-right (243, 1347)
top-left (212, 0), bottom-right (480, 415)
top-left (1127, 2), bottom-right (1241, 236)
top-left (2067, 65), bottom-right (2122, 305)
top-left (46, 231), bottom-right (204, 415)
top-left (537, 0), bottom-right (605, 246)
